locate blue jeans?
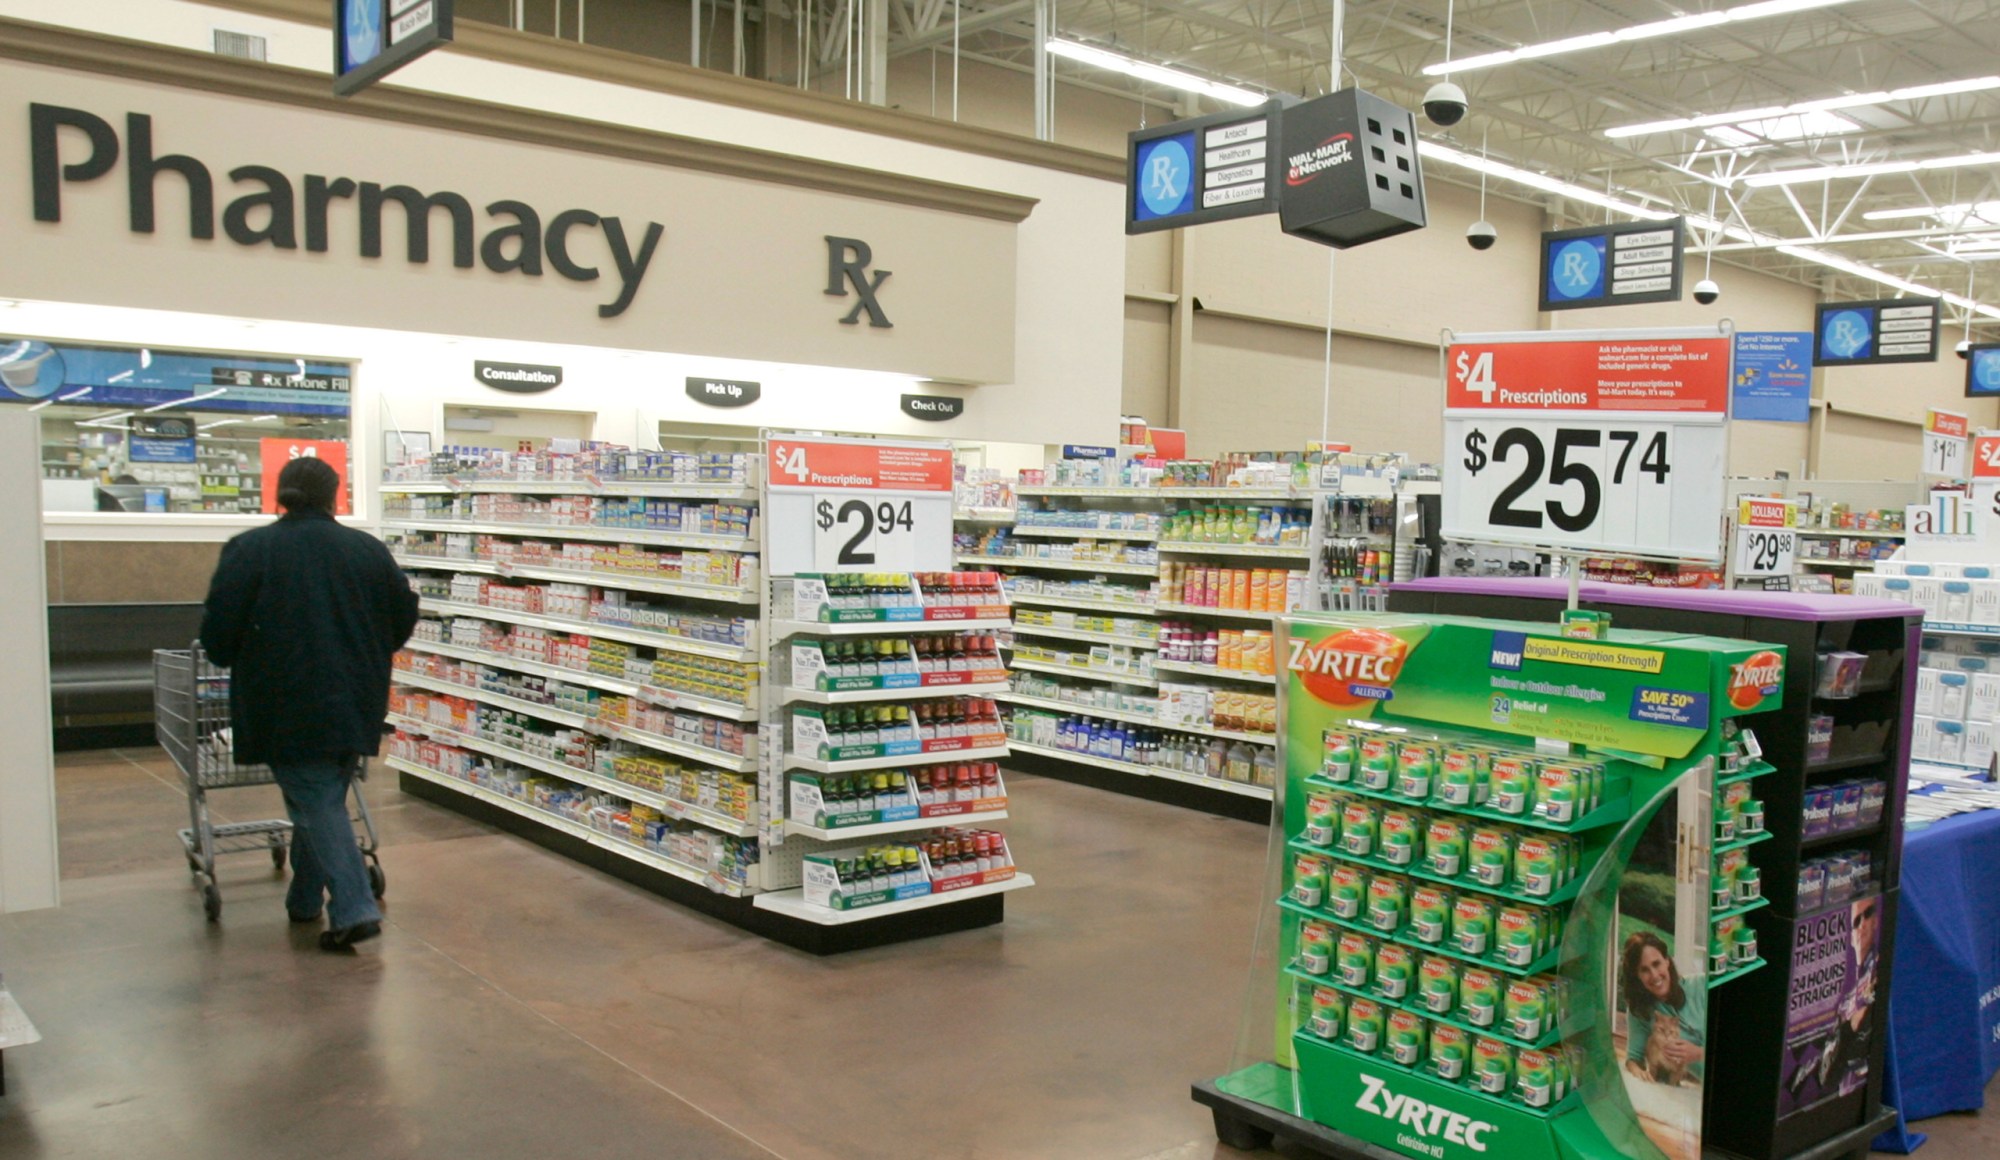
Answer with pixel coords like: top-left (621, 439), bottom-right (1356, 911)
top-left (272, 757), bottom-right (380, 930)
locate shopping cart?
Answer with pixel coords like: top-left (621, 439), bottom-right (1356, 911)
top-left (152, 646), bottom-right (384, 922)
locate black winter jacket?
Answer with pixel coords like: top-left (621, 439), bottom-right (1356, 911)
top-left (199, 511), bottom-right (419, 765)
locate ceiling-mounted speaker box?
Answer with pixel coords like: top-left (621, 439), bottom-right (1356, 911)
top-left (1277, 88), bottom-right (1428, 249)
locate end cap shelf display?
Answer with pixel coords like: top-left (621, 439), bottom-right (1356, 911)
top-left (384, 438), bottom-right (1030, 953)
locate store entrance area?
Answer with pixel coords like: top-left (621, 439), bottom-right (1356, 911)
top-left (2, 751), bottom-right (1268, 1160)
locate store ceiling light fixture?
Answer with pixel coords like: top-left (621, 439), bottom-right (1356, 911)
top-left (1864, 201), bottom-right (2000, 225)
top-left (1422, 141), bottom-right (2000, 317)
top-left (1423, 0), bottom-right (1860, 77)
top-left (1605, 75), bottom-right (2000, 139)
top-left (1044, 38), bottom-right (1267, 107)
top-left (27, 387), bottom-right (92, 412)
top-left (1704, 110), bottom-right (1860, 148)
top-left (1742, 149), bottom-right (2000, 188)
top-left (140, 387), bottom-right (228, 413)
top-left (198, 413), bottom-right (280, 430)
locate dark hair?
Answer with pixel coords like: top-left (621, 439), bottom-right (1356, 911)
top-left (1621, 931), bottom-right (1685, 1019)
top-left (276, 455), bottom-right (341, 513)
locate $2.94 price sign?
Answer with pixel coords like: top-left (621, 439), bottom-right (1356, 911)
top-left (815, 497), bottom-right (916, 569)
top-left (765, 435), bottom-right (956, 577)
top-left (1441, 333), bottom-right (1731, 559)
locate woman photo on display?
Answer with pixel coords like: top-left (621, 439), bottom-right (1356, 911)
top-left (1621, 931), bottom-right (1708, 1086)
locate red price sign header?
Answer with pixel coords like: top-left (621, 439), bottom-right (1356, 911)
top-left (1972, 434), bottom-right (2000, 479)
top-left (1448, 336), bottom-right (1731, 415)
top-left (768, 438), bottom-right (954, 493)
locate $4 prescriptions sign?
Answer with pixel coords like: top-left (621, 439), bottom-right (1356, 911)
top-left (1441, 332), bottom-right (1731, 559)
top-left (764, 435), bottom-right (955, 576)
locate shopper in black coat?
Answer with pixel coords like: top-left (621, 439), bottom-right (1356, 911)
top-left (200, 456), bottom-right (418, 950)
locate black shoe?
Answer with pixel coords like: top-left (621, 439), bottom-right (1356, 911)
top-left (318, 921), bottom-right (382, 952)
top-left (288, 908), bottom-right (323, 924)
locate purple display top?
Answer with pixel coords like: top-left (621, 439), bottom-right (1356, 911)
top-left (1390, 577), bottom-right (1922, 625)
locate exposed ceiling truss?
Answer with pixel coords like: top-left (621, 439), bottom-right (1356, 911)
top-left (830, 0), bottom-right (2000, 324)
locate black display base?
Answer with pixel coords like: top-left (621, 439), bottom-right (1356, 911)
top-left (1192, 1081), bottom-right (1898, 1160)
top-left (397, 771), bottom-right (1006, 955)
top-left (1008, 749), bottom-right (1271, 824)
top-left (1191, 1080), bottom-right (1397, 1160)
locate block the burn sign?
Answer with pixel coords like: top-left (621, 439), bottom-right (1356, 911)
top-left (1278, 89), bottom-right (1427, 249)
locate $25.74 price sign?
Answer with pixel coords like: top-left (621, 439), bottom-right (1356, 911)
top-left (765, 435), bottom-right (955, 576)
top-left (1441, 333), bottom-right (1731, 560)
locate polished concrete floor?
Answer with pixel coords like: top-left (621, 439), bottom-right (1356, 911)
top-left (0, 749), bottom-right (1993, 1159)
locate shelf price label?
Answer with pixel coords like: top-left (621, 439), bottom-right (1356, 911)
top-left (1923, 409), bottom-right (1969, 479)
top-left (1734, 527), bottom-right (1797, 578)
top-left (1735, 496), bottom-right (1798, 578)
top-left (1442, 333), bottom-right (1730, 559)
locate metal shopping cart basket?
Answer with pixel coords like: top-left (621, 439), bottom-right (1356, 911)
top-left (153, 645), bottom-right (384, 922)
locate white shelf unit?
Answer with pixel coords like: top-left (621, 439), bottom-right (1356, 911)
top-left (390, 759), bottom-right (752, 892)
top-left (415, 597), bottom-right (757, 662)
top-left (752, 872), bottom-right (1035, 923)
top-left (1009, 592), bottom-right (1163, 617)
top-left (956, 554), bottom-right (1158, 576)
top-left (1155, 541), bottom-right (1314, 559)
top-left (383, 470), bottom-right (775, 891)
top-left (381, 477), bottom-right (758, 501)
top-left (1155, 601), bottom-right (1282, 622)
top-left (1011, 525), bottom-right (1160, 541)
top-left (1007, 741), bottom-right (1273, 801)
top-left (762, 565), bottom-right (1030, 927)
top-left (780, 681), bottom-right (1010, 705)
top-left (782, 744), bottom-right (1013, 775)
top-left (391, 669), bottom-right (758, 772)
top-left (781, 807), bottom-right (1009, 842)
top-left (385, 716), bottom-right (757, 837)
top-left (1008, 622), bottom-right (1159, 649)
top-left (404, 637), bottom-right (759, 721)
top-left (1009, 658), bottom-right (1159, 687)
top-left (381, 517), bottom-right (754, 552)
top-left (1152, 658), bottom-right (1279, 685)
top-left (972, 483), bottom-right (1294, 815)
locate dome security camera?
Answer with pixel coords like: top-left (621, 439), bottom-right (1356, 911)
top-left (1957, 340), bottom-right (1973, 359)
top-left (1422, 81), bottom-right (1469, 127)
top-left (1693, 279), bottom-right (1721, 306)
top-left (1466, 221), bottom-right (1498, 251)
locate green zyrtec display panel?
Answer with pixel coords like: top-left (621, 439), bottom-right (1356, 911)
top-left (1215, 612), bottom-right (1783, 1160)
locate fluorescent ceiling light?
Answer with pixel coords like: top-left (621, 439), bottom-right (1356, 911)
top-left (1706, 110), bottom-right (1859, 148)
top-left (77, 409), bottom-right (136, 427)
top-left (197, 414), bottom-right (278, 429)
top-left (1864, 201), bottom-right (2000, 228)
top-left (1418, 142), bottom-right (1677, 222)
top-left (1045, 38), bottom-right (1266, 107)
top-left (1608, 75), bottom-right (2000, 139)
top-left (1424, 0), bottom-right (1858, 76)
top-left (27, 387), bottom-right (92, 412)
top-left (1424, 139), bottom-right (1996, 319)
top-left (140, 387), bottom-right (228, 413)
top-left (1744, 150), bottom-right (2000, 187)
